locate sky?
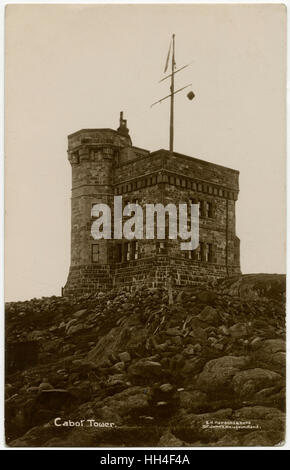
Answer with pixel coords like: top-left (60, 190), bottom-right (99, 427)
top-left (5, 3), bottom-right (286, 301)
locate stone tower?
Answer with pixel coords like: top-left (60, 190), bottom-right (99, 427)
top-left (63, 113), bottom-right (241, 296)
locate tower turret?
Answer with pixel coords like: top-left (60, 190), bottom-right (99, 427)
top-left (63, 115), bottom-right (132, 295)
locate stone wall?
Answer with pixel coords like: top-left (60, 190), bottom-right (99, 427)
top-left (64, 255), bottom-right (241, 298)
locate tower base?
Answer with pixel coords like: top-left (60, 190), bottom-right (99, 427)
top-left (63, 257), bottom-right (241, 297)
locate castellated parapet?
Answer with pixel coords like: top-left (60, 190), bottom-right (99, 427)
top-left (63, 114), bottom-right (240, 296)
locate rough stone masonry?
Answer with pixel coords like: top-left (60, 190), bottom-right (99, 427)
top-left (63, 113), bottom-right (241, 296)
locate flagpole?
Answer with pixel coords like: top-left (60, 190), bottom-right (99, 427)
top-left (151, 34), bottom-right (194, 148)
top-left (169, 34), bottom-right (175, 154)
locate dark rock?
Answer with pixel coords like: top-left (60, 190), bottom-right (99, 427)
top-left (198, 306), bottom-right (219, 325)
top-left (159, 383), bottom-right (174, 393)
top-left (118, 352), bottom-right (131, 363)
top-left (111, 362), bottom-right (125, 373)
top-left (228, 323), bottom-right (248, 338)
top-left (102, 386), bottom-right (152, 417)
top-left (233, 368), bottom-right (283, 398)
top-left (196, 291), bottom-right (218, 305)
top-left (128, 360), bottom-right (163, 380)
top-left (165, 327), bottom-right (183, 337)
top-left (196, 356), bottom-right (249, 392)
top-left (178, 390), bottom-right (207, 412)
top-left (180, 357), bottom-right (206, 377)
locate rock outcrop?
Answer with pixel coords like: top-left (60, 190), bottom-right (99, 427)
top-left (5, 274), bottom-right (285, 447)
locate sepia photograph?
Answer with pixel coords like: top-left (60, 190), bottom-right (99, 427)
top-left (4, 3), bottom-right (286, 448)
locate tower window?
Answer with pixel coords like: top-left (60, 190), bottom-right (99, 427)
top-left (208, 243), bottom-right (214, 263)
top-left (91, 244), bottom-right (99, 263)
top-left (199, 201), bottom-right (202, 217)
top-left (197, 243), bottom-right (214, 263)
top-left (131, 241), bottom-right (139, 260)
top-left (204, 201), bottom-right (214, 218)
top-left (116, 244), bottom-right (122, 263)
top-left (204, 244), bottom-right (209, 262)
top-left (196, 244), bottom-right (201, 261)
top-left (124, 242), bottom-right (130, 261)
top-left (199, 242), bottom-right (204, 261)
top-left (208, 202), bottom-right (214, 218)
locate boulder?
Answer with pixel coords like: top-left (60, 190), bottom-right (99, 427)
top-left (88, 325), bottom-right (148, 367)
top-left (181, 357), bottom-right (206, 377)
top-left (72, 309), bottom-right (87, 318)
top-left (218, 325), bottom-right (230, 336)
top-left (233, 368), bottom-right (283, 398)
top-left (26, 330), bottom-right (45, 342)
top-left (41, 338), bottom-right (62, 353)
top-left (158, 430), bottom-right (184, 447)
top-left (196, 291), bottom-right (217, 304)
top-left (111, 362), bottom-right (125, 373)
top-left (65, 318), bottom-right (78, 332)
top-left (261, 339), bottom-right (285, 354)
top-left (38, 379), bottom-right (54, 391)
top-left (165, 327), bottom-right (183, 337)
top-left (183, 344), bottom-right (195, 356)
top-left (159, 383), bottom-right (173, 393)
top-left (102, 386), bottom-right (152, 417)
top-left (198, 306), bottom-right (219, 325)
top-left (188, 326), bottom-right (207, 341)
top-left (106, 374), bottom-right (127, 387)
top-left (128, 360), bottom-right (163, 380)
top-left (254, 339), bottom-right (286, 374)
top-left (9, 423), bottom-right (61, 447)
top-left (35, 389), bottom-right (78, 410)
top-left (169, 353), bottom-right (185, 371)
top-left (178, 390), bottom-right (207, 412)
top-left (118, 352), bottom-right (131, 363)
top-left (67, 323), bottom-right (85, 336)
top-left (196, 356), bottom-right (249, 392)
top-left (228, 323), bottom-right (248, 338)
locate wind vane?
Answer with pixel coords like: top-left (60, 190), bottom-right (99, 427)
top-left (151, 34), bottom-right (195, 154)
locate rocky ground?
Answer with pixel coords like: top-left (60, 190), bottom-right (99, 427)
top-left (5, 274), bottom-right (286, 447)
